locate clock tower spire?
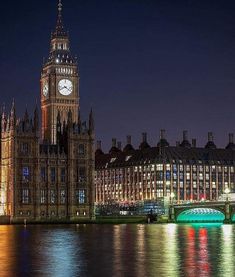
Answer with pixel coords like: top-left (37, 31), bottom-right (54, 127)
top-left (41, 0), bottom-right (79, 144)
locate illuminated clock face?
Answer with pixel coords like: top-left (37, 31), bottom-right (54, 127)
top-left (43, 82), bottom-right (49, 97)
top-left (58, 79), bottom-right (73, 96)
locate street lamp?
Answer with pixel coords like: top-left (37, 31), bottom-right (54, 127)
top-left (224, 187), bottom-right (230, 202)
top-left (170, 192), bottom-right (175, 205)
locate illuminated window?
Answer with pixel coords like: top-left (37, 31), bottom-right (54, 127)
top-left (166, 171), bottom-right (171, 180)
top-left (156, 189), bottom-right (163, 198)
top-left (22, 189), bottom-right (29, 204)
top-left (50, 190), bottom-right (55, 204)
top-left (22, 167), bottom-right (30, 181)
top-left (173, 172), bottom-right (177, 180)
top-left (60, 190), bottom-right (66, 204)
top-left (76, 189), bottom-right (86, 204)
top-left (40, 190), bottom-right (46, 204)
top-left (180, 172), bottom-right (184, 181)
top-left (166, 164), bottom-right (171, 171)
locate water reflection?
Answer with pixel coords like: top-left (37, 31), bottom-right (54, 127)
top-left (0, 226), bottom-right (15, 277)
top-left (185, 227), bottom-right (196, 277)
top-left (41, 228), bottom-right (83, 277)
top-left (113, 225), bottom-right (122, 277)
top-left (220, 225), bottom-right (235, 276)
top-left (135, 225), bottom-right (146, 277)
top-left (164, 224), bottom-right (179, 277)
top-left (0, 224), bottom-right (234, 276)
top-left (198, 228), bottom-right (210, 276)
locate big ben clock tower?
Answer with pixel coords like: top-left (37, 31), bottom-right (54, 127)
top-left (41, 0), bottom-right (79, 144)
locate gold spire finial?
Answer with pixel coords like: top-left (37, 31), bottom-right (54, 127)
top-left (58, 0), bottom-right (62, 15)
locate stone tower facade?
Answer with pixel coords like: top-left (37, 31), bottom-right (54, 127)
top-left (0, 1), bottom-right (94, 222)
top-left (41, 0), bottom-right (79, 144)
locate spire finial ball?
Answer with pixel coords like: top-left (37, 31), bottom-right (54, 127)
top-left (58, 0), bottom-right (62, 12)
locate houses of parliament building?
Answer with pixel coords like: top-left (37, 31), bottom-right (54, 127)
top-left (0, 2), bottom-right (94, 221)
top-left (2, 1), bottom-right (235, 221)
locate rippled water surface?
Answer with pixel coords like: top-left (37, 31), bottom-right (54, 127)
top-left (0, 223), bottom-right (234, 277)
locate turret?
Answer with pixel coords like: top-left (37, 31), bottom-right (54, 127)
top-left (226, 133), bottom-right (235, 150)
top-left (123, 135), bottom-right (135, 152)
top-left (180, 130), bottom-right (191, 148)
top-left (33, 104), bottom-right (39, 132)
top-left (157, 129), bottom-right (169, 148)
top-left (1, 106), bottom-right (6, 132)
top-left (95, 140), bottom-right (104, 156)
top-left (205, 132), bottom-right (216, 149)
top-left (24, 107), bottom-right (29, 123)
top-left (89, 108), bottom-right (94, 134)
top-left (109, 138), bottom-right (120, 154)
top-left (139, 132), bottom-right (150, 150)
top-left (10, 100), bottom-right (16, 130)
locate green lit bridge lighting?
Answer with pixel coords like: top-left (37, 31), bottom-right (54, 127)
top-left (177, 208), bottom-right (225, 222)
top-left (169, 201), bottom-right (235, 223)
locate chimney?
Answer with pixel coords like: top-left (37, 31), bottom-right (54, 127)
top-left (127, 135), bottom-right (132, 145)
top-left (96, 140), bottom-right (102, 150)
top-left (208, 132), bottom-right (213, 142)
top-left (117, 141), bottom-right (122, 151)
top-left (229, 133), bottom-right (234, 144)
top-left (183, 130), bottom-right (188, 141)
top-left (192, 139), bottom-right (196, 148)
top-left (142, 132), bottom-right (147, 142)
top-left (160, 129), bottom-right (166, 140)
top-left (112, 138), bottom-right (117, 148)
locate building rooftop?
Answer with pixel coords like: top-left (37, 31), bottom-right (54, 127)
top-left (96, 131), bottom-right (235, 169)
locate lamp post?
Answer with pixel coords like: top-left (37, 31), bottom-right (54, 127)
top-left (224, 187), bottom-right (231, 223)
top-left (224, 187), bottom-right (230, 202)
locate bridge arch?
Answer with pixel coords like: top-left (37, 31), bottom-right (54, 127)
top-left (176, 207), bottom-right (225, 222)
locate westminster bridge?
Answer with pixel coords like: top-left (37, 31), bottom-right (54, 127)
top-left (169, 201), bottom-right (235, 223)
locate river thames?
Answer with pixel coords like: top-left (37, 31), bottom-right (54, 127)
top-left (0, 223), bottom-right (234, 277)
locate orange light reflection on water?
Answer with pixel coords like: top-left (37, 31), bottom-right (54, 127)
top-left (0, 226), bottom-right (15, 277)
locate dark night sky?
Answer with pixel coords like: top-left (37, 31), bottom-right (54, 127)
top-left (1, 0), bottom-right (235, 151)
